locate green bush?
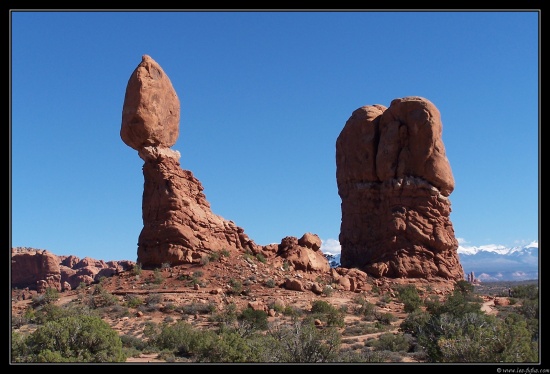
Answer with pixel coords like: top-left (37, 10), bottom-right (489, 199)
top-left (126, 295), bottom-right (143, 308)
top-left (401, 288), bottom-right (539, 363)
top-left (510, 284), bottom-right (538, 300)
top-left (353, 295), bottom-right (377, 320)
top-left (181, 302), bottom-right (216, 315)
top-left (237, 308), bottom-right (269, 335)
top-left (397, 284), bottom-right (422, 313)
top-left (266, 319), bottom-right (342, 362)
top-left (131, 263), bottom-right (142, 276)
top-left (210, 302), bottom-right (238, 325)
top-left (310, 300), bottom-right (345, 327)
top-left (368, 332), bottom-right (413, 352)
top-left (311, 300), bottom-right (334, 314)
top-left (322, 285), bottom-right (334, 297)
top-left (228, 279), bottom-right (243, 295)
top-left (377, 312), bottom-right (397, 325)
top-left (283, 305), bottom-right (304, 317)
top-left (153, 268), bottom-right (164, 284)
top-left (31, 287), bottom-right (60, 307)
top-left (200, 255), bottom-right (210, 266)
top-left (12, 315), bottom-right (125, 362)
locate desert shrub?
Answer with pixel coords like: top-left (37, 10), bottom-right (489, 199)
top-left (153, 268), bottom-right (164, 284)
top-left (255, 253), bottom-right (267, 263)
top-left (377, 312), bottom-right (397, 325)
top-left (192, 329), bottom-right (269, 363)
top-left (199, 254), bottom-right (210, 266)
top-left (266, 319), bottom-right (342, 362)
top-left (283, 305), bottom-right (304, 317)
top-left (506, 310), bottom-right (539, 342)
top-left (342, 321), bottom-right (383, 336)
top-left (11, 331), bottom-right (29, 362)
top-left (237, 308), bottom-right (269, 336)
top-left (378, 293), bottom-right (392, 304)
top-left (208, 251), bottom-right (220, 262)
top-left (85, 284), bottom-right (118, 309)
top-left (126, 294), bottom-right (143, 308)
top-left (368, 332), bottom-right (413, 352)
top-left (437, 313), bottom-right (537, 362)
top-left (353, 295), bottom-right (377, 320)
top-left (109, 304), bottom-right (130, 318)
top-left (268, 301), bottom-right (285, 314)
top-left (311, 300), bottom-right (334, 314)
top-left (335, 348), bottom-right (390, 363)
top-left (454, 279), bottom-right (475, 295)
top-left (322, 285), bottom-right (334, 297)
top-left (158, 350), bottom-right (176, 362)
top-left (151, 320), bottom-right (197, 356)
top-left (13, 315), bottom-right (125, 362)
top-left (519, 299), bottom-right (539, 320)
top-left (264, 278), bottom-right (276, 288)
top-left (402, 301), bottom-right (538, 363)
top-left (384, 350), bottom-right (405, 362)
top-left (309, 301), bottom-right (345, 327)
top-left (510, 284), bottom-right (538, 300)
top-left (31, 287), bottom-right (59, 307)
top-left (228, 278), bottom-right (243, 295)
top-left (397, 284), bottom-right (423, 313)
top-left (33, 302), bottom-right (96, 325)
top-left (120, 334), bottom-right (149, 351)
top-left (131, 263), bottom-right (142, 276)
top-left (146, 293), bottom-right (162, 306)
top-left (181, 302), bottom-right (216, 315)
top-left (161, 302), bottom-right (177, 313)
top-left (193, 270), bottom-right (204, 279)
top-left (425, 288), bottom-right (482, 318)
top-left (243, 252), bottom-right (255, 262)
top-left (209, 302), bottom-right (238, 325)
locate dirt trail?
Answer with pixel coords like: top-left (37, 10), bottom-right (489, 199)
top-left (481, 299), bottom-right (497, 315)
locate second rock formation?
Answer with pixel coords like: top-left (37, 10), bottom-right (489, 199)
top-left (336, 97), bottom-right (464, 280)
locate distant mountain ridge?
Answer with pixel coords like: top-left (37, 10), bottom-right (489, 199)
top-left (322, 241), bottom-right (539, 282)
top-left (457, 241), bottom-right (538, 281)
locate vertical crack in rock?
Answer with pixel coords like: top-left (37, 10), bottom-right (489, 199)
top-left (336, 96), bottom-right (464, 280)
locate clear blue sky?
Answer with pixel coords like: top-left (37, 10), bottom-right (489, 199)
top-left (10, 10), bottom-right (540, 262)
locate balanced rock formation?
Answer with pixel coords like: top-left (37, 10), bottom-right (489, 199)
top-left (121, 55), bottom-right (260, 268)
top-left (336, 96), bottom-right (464, 280)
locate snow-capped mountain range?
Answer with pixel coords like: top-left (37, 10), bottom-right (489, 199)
top-left (322, 240), bottom-right (539, 282)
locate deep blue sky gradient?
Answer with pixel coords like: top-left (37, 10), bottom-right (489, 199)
top-left (10, 10), bottom-right (539, 261)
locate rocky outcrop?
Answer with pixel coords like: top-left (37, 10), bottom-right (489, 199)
top-left (11, 247), bottom-right (134, 292)
top-left (277, 233), bottom-right (329, 273)
top-left (11, 248), bottom-right (61, 291)
top-left (121, 55), bottom-right (263, 268)
top-left (336, 96), bottom-right (463, 280)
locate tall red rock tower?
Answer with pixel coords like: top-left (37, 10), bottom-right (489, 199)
top-left (120, 55), bottom-right (258, 268)
top-left (336, 96), bottom-right (464, 280)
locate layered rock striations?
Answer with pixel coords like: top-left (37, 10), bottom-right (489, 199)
top-left (336, 96), bottom-right (464, 280)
